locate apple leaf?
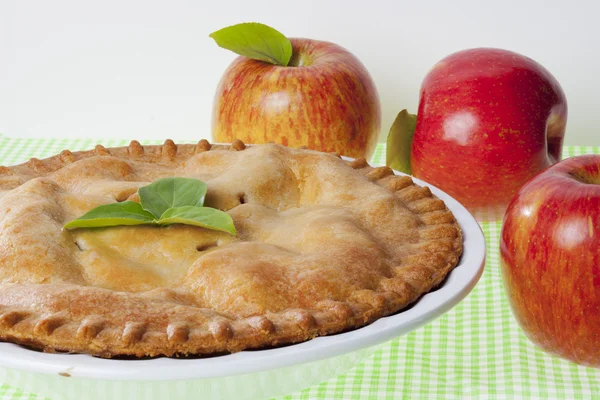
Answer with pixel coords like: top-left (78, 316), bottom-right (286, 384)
top-left (386, 109), bottom-right (417, 174)
top-left (209, 22), bottom-right (292, 66)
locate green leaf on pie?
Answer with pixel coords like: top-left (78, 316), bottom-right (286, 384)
top-left (386, 109), bottom-right (417, 175)
top-left (64, 177), bottom-right (236, 235)
top-left (138, 177), bottom-right (207, 219)
top-left (209, 22), bottom-right (292, 66)
top-left (158, 206), bottom-right (236, 235)
top-left (63, 201), bottom-right (156, 230)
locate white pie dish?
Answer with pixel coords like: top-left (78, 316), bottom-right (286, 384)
top-left (0, 168), bottom-right (486, 400)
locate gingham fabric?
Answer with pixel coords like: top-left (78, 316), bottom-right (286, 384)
top-left (0, 136), bottom-right (599, 400)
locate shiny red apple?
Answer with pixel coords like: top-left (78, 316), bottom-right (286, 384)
top-left (411, 48), bottom-right (567, 219)
top-left (500, 155), bottom-right (600, 367)
top-left (212, 38), bottom-right (381, 159)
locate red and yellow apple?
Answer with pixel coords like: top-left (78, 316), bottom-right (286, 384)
top-left (410, 48), bottom-right (567, 219)
top-left (500, 155), bottom-right (600, 367)
top-left (212, 38), bottom-right (381, 159)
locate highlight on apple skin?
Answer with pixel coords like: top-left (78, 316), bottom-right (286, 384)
top-left (212, 38), bottom-right (381, 159)
top-left (500, 154), bottom-right (600, 368)
top-left (410, 48), bottom-right (568, 220)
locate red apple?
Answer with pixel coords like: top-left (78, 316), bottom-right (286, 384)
top-left (411, 48), bottom-right (567, 220)
top-left (500, 155), bottom-right (600, 367)
top-left (212, 38), bottom-right (381, 159)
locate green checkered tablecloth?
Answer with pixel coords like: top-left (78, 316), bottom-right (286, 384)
top-left (0, 136), bottom-right (599, 400)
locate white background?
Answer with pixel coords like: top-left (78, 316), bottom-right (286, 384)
top-left (1, 0), bottom-right (599, 145)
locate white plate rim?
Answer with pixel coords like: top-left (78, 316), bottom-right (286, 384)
top-left (0, 169), bottom-right (486, 381)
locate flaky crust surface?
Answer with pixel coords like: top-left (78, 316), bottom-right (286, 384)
top-left (0, 139), bottom-right (462, 357)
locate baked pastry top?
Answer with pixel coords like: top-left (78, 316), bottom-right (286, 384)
top-left (0, 139), bottom-right (462, 357)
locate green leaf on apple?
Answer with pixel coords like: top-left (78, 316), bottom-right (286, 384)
top-left (209, 22), bottom-right (293, 66)
top-left (386, 109), bottom-right (417, 174)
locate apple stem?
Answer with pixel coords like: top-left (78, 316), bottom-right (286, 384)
top-left (548, 137), bottom-right (563, 164)
top-left (288, 52), bottom-right (310, 67)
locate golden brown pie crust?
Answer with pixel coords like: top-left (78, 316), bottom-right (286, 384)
top-left (0, 139), bottom-right (462, 357)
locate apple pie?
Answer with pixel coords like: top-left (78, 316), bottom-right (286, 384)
top-left (0, 139), bottom-right (462, 357)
